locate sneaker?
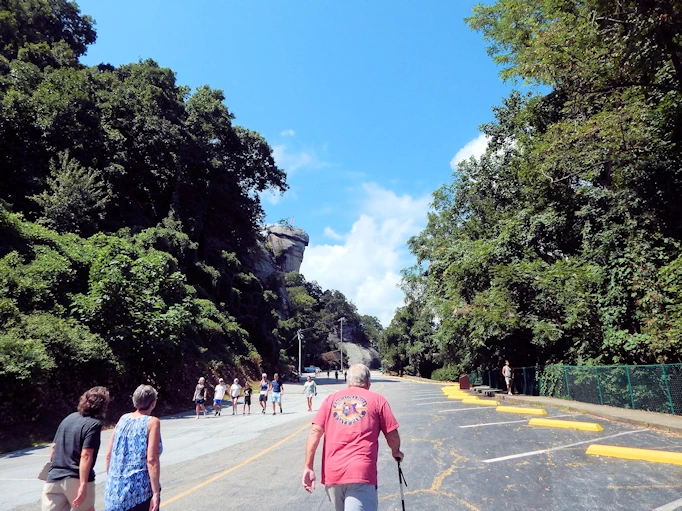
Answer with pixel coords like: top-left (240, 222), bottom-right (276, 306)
top-left (273, 412), bottom-right (276, 415)
top-left (308, 408), bottom-right (312, 412)
top-left (262, 409), bottom-right (265, 414)
top-left (508, 391), bottom-right (512, 395)
top-left (232, 411), bottom-right (235, 415)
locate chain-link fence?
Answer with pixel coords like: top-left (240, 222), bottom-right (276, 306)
top-left (467, 366), bottom-right (540, 396)
top-left (466, 363), bottom-right (682, 415)
top-left (541, 364), bottom-right (682, 415)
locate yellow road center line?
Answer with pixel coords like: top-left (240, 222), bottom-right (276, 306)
top-left (161, 423), bottom-right (310, 507)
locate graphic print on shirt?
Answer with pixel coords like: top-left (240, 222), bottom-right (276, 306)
top-left (331, 395), bottom-right (368, 426)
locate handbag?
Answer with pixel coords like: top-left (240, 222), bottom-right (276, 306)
top-left (38, 462), bottom-right (52, 481)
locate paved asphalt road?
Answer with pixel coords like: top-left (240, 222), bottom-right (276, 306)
top-left (4, 373), bottom-right (682, 510)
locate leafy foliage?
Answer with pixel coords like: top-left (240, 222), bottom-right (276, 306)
top-left (382, 0), bottom-right (682, 376)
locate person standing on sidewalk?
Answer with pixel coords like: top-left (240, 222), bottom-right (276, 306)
top-left (213, 378), bottom-right (227, 416)
top-left (271, 373), bottom-right (283, 415)
top-left (230, 378), bottom-right (242, 415)
top-left (42, 386), bottom-right (110, 511)
top-left (302, 364), bottom-right (403, 511)
top-left (193, 377), bottom-right (208, 419)
top-left (302, 375), bottom-right (318, 412)
top-left (502, 360), bottom-right (513, 395)
top-left (258, 373), bottom-right (269, 414)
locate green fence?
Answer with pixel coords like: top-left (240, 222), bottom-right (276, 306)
top-left (542, 364), bottom-right (682, 415)
top-left (467, 363), bottom-right (682, 416)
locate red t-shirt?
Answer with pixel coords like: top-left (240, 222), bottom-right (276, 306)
top-left (312, 387), bottom-right (399, 486)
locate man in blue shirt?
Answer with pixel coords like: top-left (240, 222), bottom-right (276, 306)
top-left (271, 373), bottom-right (284, 415)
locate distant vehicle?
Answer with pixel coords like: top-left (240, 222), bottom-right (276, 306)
top-left (304, 365), bottom-right (317, 373)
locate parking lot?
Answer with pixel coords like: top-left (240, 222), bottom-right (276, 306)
top-left (380, 379), bottom-right (682, 510)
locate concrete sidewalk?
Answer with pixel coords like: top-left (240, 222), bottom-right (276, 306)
top-left (492, 392), bottom-right (682, 435)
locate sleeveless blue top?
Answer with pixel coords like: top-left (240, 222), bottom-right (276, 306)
top-left (104, 414), bottom-right (163, 511)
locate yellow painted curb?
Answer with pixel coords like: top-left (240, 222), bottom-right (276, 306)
top-left (496, 406), bottom-right (547, 415)
top-left (528, 418), bottom-right (603, 432)
top-left (585, 445), bottom-right (682, 466)
top-left (447, 396), bottom-right (470, 400)
top-left (462, 399), bottom-right (498, 406)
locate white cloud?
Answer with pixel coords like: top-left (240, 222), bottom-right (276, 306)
top-left (300, 183), bottom-right (430, 326)
top-left (272, 144), bottom-right (329, 174)
top-left (450, 133), bottom-right (490, 170)
top-left (262, 190), bottom-right (282, 205)
top-left (280, 129), bottom-right (295, 137)
top-left (323, 226), bottom-right (344, 240)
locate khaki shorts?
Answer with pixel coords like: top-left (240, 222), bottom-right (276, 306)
top-left (42, 479), bottom-right (96, 511)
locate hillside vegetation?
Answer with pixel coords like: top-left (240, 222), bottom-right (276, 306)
top-left (0, 0), bottom-right (381, 450)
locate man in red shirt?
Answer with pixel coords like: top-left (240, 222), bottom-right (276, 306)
top-left (302, 364), bottom-right (403, 511)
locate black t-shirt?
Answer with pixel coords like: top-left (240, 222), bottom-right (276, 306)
top-left (48, 412), bottom-right (102, 482)
top-left (244, 387), bottom-right (253, 397)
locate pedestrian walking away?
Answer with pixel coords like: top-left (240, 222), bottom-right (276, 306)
top-left (213, 378), bottom-right (227, 416)
top-left (302, 364), bottom-right (403, 511)
top-left (327, 369), bottom-right (330, 378)
top-left (271, 373), bottom-right (284, 415)
top-left (502, 360), bottom-right (513, 395)
top-left (42, 386), bottom-right (110, 511)
top-left (334, 370), bottom-right (338, 381)
top-left (302, 375), bottom-right (318, 412)
top-left (243, 382), bottom-right (252, 415)
top-left (343, 371), bottom-right (347, 383)
top-left (193, 377), bottom-right (208, 418)
top-left (259, 373), bottom-right (269, 414)
top-left (104, 385), bottom-right (162, 511)
top-left (230, 378), bottom-right (242, 415)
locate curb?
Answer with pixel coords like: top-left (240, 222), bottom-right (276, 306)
top-left (586, 444), bottom-right (682, 465)
top-left (497, 394), bottom-right (682, 436)
top-left (528, 418), bottom-right (603, 432)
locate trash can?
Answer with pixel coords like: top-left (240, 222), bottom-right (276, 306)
top-left (459, 374), bottom-right (470, 390)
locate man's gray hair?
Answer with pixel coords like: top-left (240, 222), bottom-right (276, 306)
top-left (348, 364), bottom-right (371, 388)
top-left (132, 384), bottom-right (158, 410)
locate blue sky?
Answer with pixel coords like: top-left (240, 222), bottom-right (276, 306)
top-left (77, 0), bottom-right (512, 325)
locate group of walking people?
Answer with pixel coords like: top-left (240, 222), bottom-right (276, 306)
top-left (192, 376), bottom-right (253, 418)
top-left (40, 364), bottom-right (392, 511)
top-left (42, 385), bottom-right (162, 511)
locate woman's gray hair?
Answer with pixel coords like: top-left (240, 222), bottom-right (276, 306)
top-left (132, 384), bottom-right (158, 410)
top-left (348, 364), bottom-right (371, 388)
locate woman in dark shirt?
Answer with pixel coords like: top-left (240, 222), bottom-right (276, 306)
top-left (42, 386), bottom-right (110, 511)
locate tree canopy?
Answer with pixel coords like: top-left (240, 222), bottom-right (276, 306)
top-left (381, 0), bottom-right (682, 377)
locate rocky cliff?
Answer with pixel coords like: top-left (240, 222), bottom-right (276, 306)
top-left (267, 225), bottom-right (309, 273)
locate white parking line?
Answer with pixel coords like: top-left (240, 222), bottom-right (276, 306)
top-left (482, 429), bottom-right (645, 463)
top-left (413, 396), bottom-right (447, 401)
top-left (415, 400), bottom-right (450, 406)
top-left (459, 414), bottom-right (576, 429)
top-left (653, 497), bottom-right (682, 511)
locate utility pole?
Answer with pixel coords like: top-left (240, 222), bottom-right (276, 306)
top-left (338, 317), bottom-right (346, 370)
top-left (297, 329), bottom-right (303, 377)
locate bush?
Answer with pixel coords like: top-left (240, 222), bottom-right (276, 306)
top-left (431, 364), bottom-right (464, 382)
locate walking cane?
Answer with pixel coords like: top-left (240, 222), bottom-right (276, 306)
top-left (395, 457), bottom-right (407, 511)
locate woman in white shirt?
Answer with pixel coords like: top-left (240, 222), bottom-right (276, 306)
top-left (230, 379), bottom-right (242, 416)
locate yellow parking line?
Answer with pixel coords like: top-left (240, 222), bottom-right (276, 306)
top-left (161, 423), bottom-right (310, 507)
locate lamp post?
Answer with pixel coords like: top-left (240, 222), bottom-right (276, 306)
top-left (297, 327), bottom-right (316, 378)
top-left (338, 317), bottom-right (346, 370)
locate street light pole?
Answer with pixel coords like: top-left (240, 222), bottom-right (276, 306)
top-left (297, 329), bottom-right (302, 377)
top-left (338, 317), bottom-right (346, 370)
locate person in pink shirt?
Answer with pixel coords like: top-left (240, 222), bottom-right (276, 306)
top-left (302, 364), bottom-right (403, 511)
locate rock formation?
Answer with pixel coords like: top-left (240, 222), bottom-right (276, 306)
top-left (267, 225), bottom-right (309, 273)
